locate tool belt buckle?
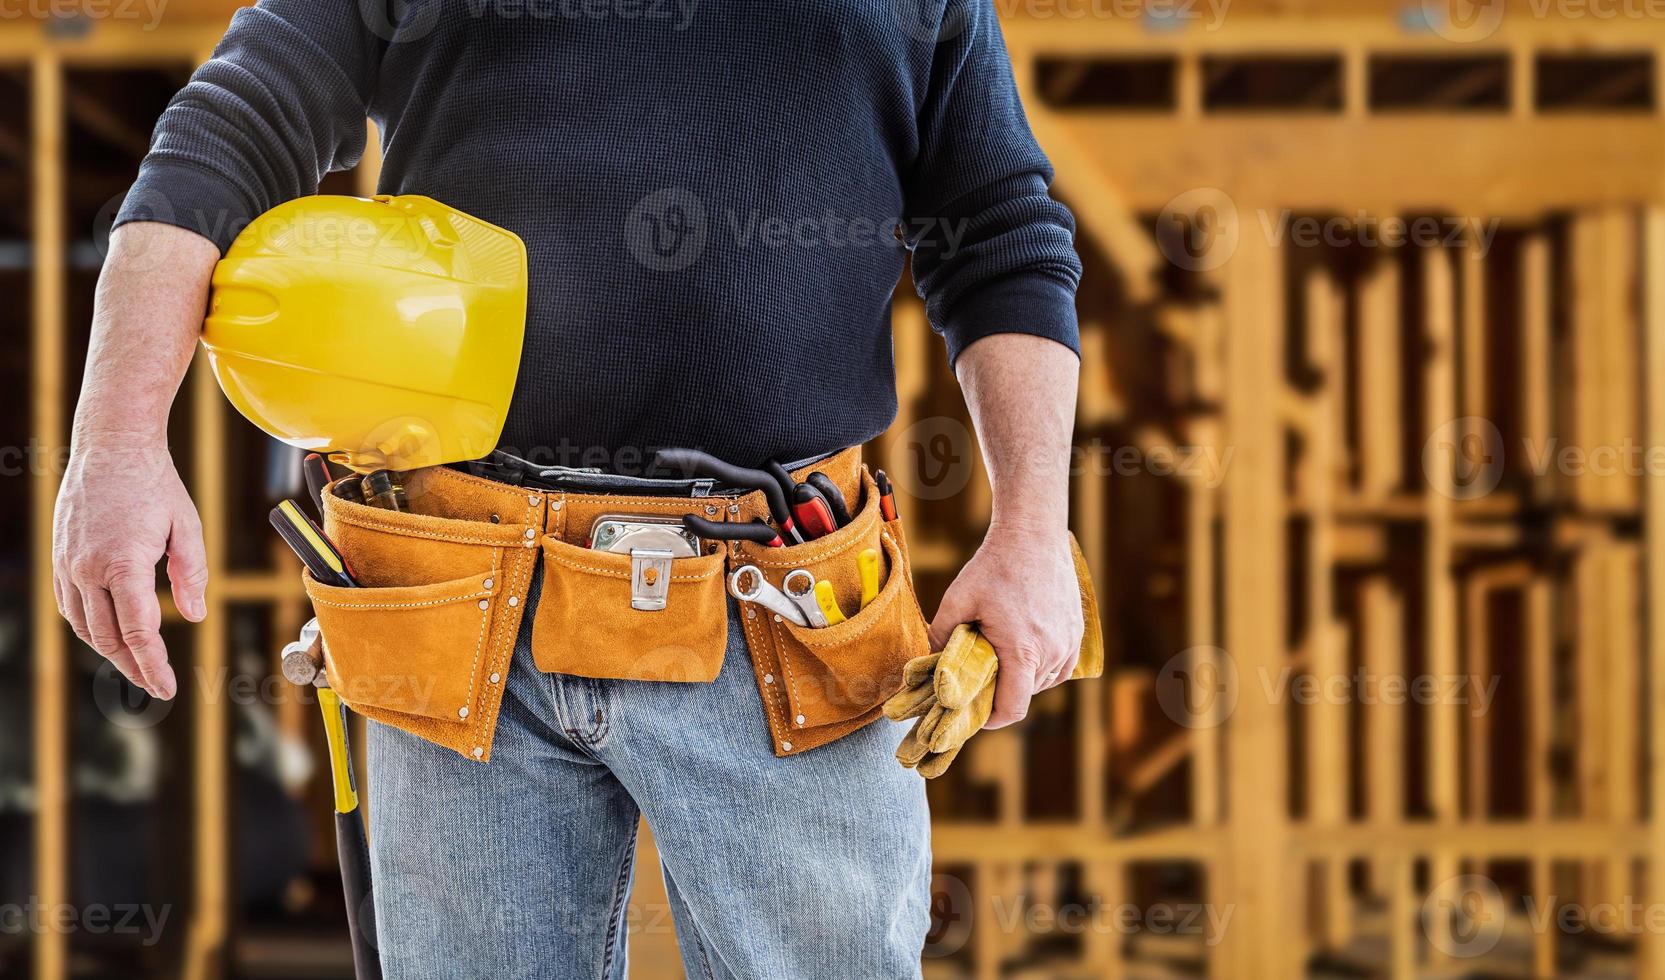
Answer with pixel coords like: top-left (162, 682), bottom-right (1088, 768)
top-left (630, 549), bottom-right (674, 611)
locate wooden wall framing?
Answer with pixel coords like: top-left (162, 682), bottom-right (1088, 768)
top-left (11, 8), bottom-right (1665, 980)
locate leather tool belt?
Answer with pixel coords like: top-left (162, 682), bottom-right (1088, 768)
top-left (302, 446), bottom-right (931, 762)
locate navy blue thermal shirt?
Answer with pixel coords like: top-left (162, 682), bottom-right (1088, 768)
top-left (117, 0), bottom-right (1083, 471)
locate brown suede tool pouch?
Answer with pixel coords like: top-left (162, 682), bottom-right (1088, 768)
top-left (307, 466), bottom-right (545, 763)
top-left (303, 447), bottom-right (924, 762)
top-left (733, 466), bottom-right (933, 757)
top-left (531, 535), bottom-right (729, 682)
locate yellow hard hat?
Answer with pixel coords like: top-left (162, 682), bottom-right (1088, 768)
top-left (203, 194), bottom-right (527, 473)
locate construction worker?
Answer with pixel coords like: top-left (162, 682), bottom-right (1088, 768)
top-left (51, 2), bottom-right (1086, 976)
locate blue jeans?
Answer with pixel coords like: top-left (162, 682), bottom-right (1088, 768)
top-left (364, 564), bottom-right (933, 979)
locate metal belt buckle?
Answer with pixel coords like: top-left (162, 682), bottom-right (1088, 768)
top-left (630, 549), bottom-right (674, 611)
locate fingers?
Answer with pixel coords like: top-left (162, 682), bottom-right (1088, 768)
top-left (984, 646), bottom-right (1039, 729)
top-left (77, 583), bottom-right (145, 690)
top-left (57, 576), bottom-right (93, 647)
top-left (166, 508), bottom-right (208, 623)
top-left (109, 566), bottom-right (177, 699)
top-left (1039, 649), bottom-right (1081, 691)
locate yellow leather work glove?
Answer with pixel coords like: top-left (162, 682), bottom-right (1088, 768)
top-left (883, 533), bottom-right (1103, 778)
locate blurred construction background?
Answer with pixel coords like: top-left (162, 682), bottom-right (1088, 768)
top-left (6, 0), bottom-right (1665, 977)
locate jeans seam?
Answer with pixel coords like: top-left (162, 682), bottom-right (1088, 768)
top-left (587, 679), bottom-right (613, 747)
top-left (693, 931), bottom-right (717, 980)
top-left (600, 819), bottom-right (639, 980)
top-left (666, 871), bottom-right (719, 980)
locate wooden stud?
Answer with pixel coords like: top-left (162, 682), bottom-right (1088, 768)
top-left (1363, 577), bottom-right (1405, 890)
top-left (1389, 856), bottom-right (1415, 980)
top-left (1075, 438), bottom-right (1109, 832)
top-left (1357, 247), bottom-right (1401, 499)
top-left (1606, 542), bottom-right (1641, 909)
top-left (30, 50), bottom-right (67, 980)
top-left (1188, 414), bottom-right (1222, 832)
top-left (1304, 261), bottom-right (1351, 949)
top-left (1425, 244), bottom-right (1460, 964)
top-left (1642, 207), bottom-right (1665, 980)
top-left (1520, 231), bottom-right (1552, 505)
top-left (1217, 215), bottom-right (1288, 979)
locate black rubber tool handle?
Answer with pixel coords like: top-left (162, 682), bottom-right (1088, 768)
top-left (764, 460), bottom-right (800, 510)
top-left (653, 448), bottom-right (797, 536)
top-left (683, 514), bottom-right (783, 547)
top-left (805, 471), bottom-right (851, 527)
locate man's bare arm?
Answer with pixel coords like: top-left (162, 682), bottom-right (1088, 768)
top-left (53, 222), bottom-right (220, 700)
top-left (931, 332), bottom-right (1084, 729)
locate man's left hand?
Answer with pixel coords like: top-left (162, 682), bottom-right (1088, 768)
top-left (928, 523), bottom-right (1084, 729)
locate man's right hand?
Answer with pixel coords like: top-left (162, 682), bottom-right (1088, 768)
top-left (51, 220), bottom-right (221, 701)
top-left (53, 444), bottom-right (206, 699)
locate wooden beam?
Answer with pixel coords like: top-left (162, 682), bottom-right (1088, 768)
top-left (1598, 209), bottom-right (1639, 512)
top-left (1358, 248), bottom-right (1402, 498)
top-left (1606, 541), bottom-right (1641, 906)
top-left (1574, 531), bottom-right (1616, 909)
top-left (1643, 207), bottom-right (1665, 980)
top-left (1362, 577), bottom-right (1405, 891)
top-left (1187, 414), bottom-right (1222, 832)
top-left (1217, 215), bottom-right (1289, 979)
top-left (30, 49), bottom-right (67, 980)
top-left (1001, 15), bottom-right (1665, 55)
top-left (1389, 855), bottom-right (1415, 980)
top-left (1423, 244), bottom-right (1460, 965)
top-left (1008, 114), bottom-right (1664, 217)
top-left (1519, 230), bottom-right (1552, 506)
top-left (1304, 260), bottom-right (1351, 950)
top-left (1074, 435), bottom-right (1109, 833)
top-left (1512, 43), bottom-right (1535, 120)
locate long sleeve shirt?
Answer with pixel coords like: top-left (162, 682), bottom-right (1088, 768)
top-left (117, 0), bottom-right (1083, 469)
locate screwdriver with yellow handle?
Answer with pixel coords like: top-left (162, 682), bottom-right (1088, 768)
top-left (270, 499), bottom-right (358, 588)
top-left (807, 548), bottom-right (883, 626)
top-left (857, 548), bottom-right (880, 610)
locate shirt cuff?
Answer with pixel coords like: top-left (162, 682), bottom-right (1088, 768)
top-left (940, 271), bottom-right (1081, 366)
top-left (113, 158), bottom-right (258, 255)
